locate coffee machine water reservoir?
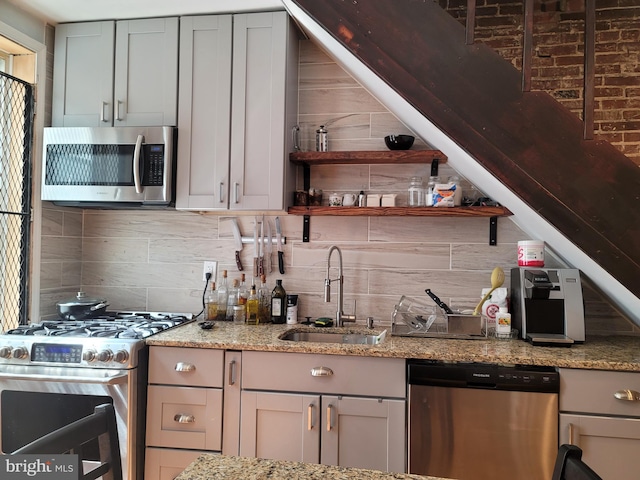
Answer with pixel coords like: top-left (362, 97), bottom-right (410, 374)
top-left (510, 268), bottom-right (585, 346)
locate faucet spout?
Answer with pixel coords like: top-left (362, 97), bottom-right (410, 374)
top-left (324, 246), bottom-right (356, 327)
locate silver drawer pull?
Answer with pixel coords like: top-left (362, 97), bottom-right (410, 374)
top-left (614, 389), bottom-right (640, 401)
top-left (175, 362), bottom-right (196, 372)
top-left (311, 366), bottom-right (333, 377)
top-left (174, 414), bottom-right (195, 424)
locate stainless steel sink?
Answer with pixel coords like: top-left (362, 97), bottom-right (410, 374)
top-left (279, 329), bottom-right (387, 345)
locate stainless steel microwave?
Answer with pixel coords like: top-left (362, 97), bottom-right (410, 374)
top-left (41, 126), bottom-right (177, 207)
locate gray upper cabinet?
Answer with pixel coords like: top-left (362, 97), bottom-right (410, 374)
top-left (53, 18), bottom-right (178, 127)
top-left (175, 11), bottom-right (299, 211)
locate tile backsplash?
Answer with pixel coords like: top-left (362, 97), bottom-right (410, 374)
top-left (39, 40), bottom-right (635, 335)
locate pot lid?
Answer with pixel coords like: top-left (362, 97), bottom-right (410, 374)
top-left (57, 291), bottom-right (107, 307)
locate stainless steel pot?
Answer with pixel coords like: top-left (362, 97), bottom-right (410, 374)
top-left (56, 291), bottom-right (109, 320)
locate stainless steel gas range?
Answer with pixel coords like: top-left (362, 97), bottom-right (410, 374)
top-left (0, 311), bottom-right (193, 480)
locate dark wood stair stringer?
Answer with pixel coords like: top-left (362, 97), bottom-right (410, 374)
top-left (290, 0), bottom-right (640, 300)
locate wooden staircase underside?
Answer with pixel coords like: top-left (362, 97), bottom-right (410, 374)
top-left (290, 0), bottom-right (640, 301)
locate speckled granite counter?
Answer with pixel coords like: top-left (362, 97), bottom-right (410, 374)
top-left (146, 321), bottom-right (640, 371)
top-left (175, 454), bottom-right (445, 480)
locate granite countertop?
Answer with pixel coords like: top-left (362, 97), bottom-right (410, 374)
top-left (175, 454), bottom-right (445, 480)
top-left (147, 321), bottom-right (640, 371)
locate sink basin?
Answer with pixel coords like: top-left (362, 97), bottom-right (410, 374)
top-left (279, 329), bottom-right (387, 345)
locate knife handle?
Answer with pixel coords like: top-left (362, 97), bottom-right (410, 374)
top-left (278, 251), bottom-right (285, 274)
top-left (235, 251), bottom-right (244, 271)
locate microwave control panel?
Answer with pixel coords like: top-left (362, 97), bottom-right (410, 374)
top-left (143, 144), bottom-right (165, 186)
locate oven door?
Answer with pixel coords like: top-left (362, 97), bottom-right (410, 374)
top-left (0, 365), bottom-right (138, 480)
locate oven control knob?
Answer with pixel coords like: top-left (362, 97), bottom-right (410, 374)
top-left (96, 349), bottom-right (113, 363)
top-left (83, 349), bottom-right (97, 362)
top-left (114, 350), bottom-right (129, 364)
top-left (12, 346), bottom-right (28, 359)
top-left (0, 346), bottom-right (12, 358)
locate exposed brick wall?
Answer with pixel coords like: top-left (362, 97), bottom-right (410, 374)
top-left (439, 0), bottom-right (640, 165)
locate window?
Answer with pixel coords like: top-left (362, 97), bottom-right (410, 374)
top-left (0, 68), bottom-right (33, 331)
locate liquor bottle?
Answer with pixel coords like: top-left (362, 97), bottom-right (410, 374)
top-left (270, 279), bottom-right (287, 324)
top-left (206, 282), bottom-right (217, 321)
top-left (216, 270), bottom-right (229, 321)
top-left (258, 274), bottom-right (270, 324)
top-left (226, 279), bottom-right (239, 321)
top-left (246, 286), bottom-right (259, 324)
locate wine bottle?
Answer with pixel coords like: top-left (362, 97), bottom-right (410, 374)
top-left (206, 282), bottom-right (217, 321)
top-left (216, 270), bottom-right (229, 321)
top-left (270, 279), bottom-right (287, 324)
top-left (246, 286), bottom-right (259, 324)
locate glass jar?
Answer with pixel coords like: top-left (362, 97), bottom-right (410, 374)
top-left (408, 176), bottom-right (424, 207)
top-left (233, 305), bottom-right (246, 323)
top-left (425, 175), bottom-right (440, 207)
top-left (448, 175), bottom-right (462, 206)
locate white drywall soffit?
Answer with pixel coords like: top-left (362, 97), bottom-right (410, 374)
top-left (281, 0), bottom-right (640, 326)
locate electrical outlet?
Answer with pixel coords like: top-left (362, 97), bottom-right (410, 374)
top-left (202, 261), bottom-right (217, 282)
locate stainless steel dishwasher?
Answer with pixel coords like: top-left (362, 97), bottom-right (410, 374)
top-left (408, 360), bottom-right (559, 480)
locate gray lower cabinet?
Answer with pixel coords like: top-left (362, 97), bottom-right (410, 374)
top-left (559, 368), bottom-right (640, 478)
top-left (239, 351), bottom-right (406, 473)
top-left (176, 11), bottom-right (299, 211)
top-left (53, 18), bottom-right (178, 127)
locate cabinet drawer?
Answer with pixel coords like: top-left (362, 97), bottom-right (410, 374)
top-left (242, 351), bottom-right (405, 398)
top-left (145, 447), bottom-right (212, 480)
top-left (149, 346), bottom-right (224, 387)
top-left (146, 385), bottom-right (223, 451)
top-left (560, 368), bottom-right (640, 417)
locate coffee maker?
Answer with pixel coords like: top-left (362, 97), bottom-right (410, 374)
top-left (510, 268), bottom-right (585, 346)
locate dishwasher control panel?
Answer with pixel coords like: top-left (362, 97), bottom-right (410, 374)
top-left (407, 360), bottom-right (559, 393)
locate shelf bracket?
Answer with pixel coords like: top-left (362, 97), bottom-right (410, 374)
top-left (303, 215), bottom-right (310, 242)
top-left (489, 216), bottom-right (498, 245)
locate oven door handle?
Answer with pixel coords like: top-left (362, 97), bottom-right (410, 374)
top-left (0, 371), bottom-right (129, 385)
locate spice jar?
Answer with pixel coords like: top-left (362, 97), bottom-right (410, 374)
top-left (408, 176), bottom-right (425, 206)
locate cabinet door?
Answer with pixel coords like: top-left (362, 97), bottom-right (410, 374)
top-left (175, 15), bottom-right (232, 210)
top-left (229, 11), bottom-right (297, 210)
top-left (559, 413), bottom-right (640, 479)
top-left (321, 396), bottom-right (406, 473)
top-left (52, 21), bottom-right (114, 127)
top-left (222, 351), bottom-right (242, 455)
top-left (240, 391), bottom-right (320, 463)
top-left (113, 17), bottom-right (178, 126)
top-left (145, 447), bottom-right (210, 480)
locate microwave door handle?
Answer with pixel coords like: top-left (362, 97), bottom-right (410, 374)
top-left (133, 134), bottom-right (144, 194)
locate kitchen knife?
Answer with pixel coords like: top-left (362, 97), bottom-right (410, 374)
top-left (425, 289), bottom-right (454, 314)
top-left (253, 216), bottom-right (259, 278)
top-left (230, 217), bottom-right (244, 271)
top-left (275, 216), bottom-right (284, 274)
top-left (258, 215), bottom-right (265, 276)
top-left (266, 218), bottom-right (273, 273)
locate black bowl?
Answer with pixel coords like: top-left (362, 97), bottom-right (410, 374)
top-left (384, 134), bottom-right (415, 150)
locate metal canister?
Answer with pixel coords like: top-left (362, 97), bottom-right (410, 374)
top-left (316, 125), bottom-right (328, 152)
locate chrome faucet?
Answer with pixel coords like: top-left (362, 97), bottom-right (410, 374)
top-left (324, 245), bottom-right (356, 327)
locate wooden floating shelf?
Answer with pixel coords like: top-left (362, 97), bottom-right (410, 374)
top-left (287, 206), bottom-right (512, 217)
top-left (289, 150), bottom-right (447, 165)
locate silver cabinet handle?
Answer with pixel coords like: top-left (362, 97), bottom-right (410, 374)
top-left (233, 182), bottom-right (240, 204)
top-left (228, 360), bottom-right (236, 386)
top-left (568, 422), bottom-right (575, 445)
top-left (614, 389), bottom-right (640, 401)
top-left (175, 362), bottom-right (196, 372)
top-left (326, 404), bottom-right (333, 431)
top-left (115, 100), bottom-right (123, 121)
top-left (100, 102), bottom-right (109, 122)
top-left (174, 414), bottom-right (195, 424)
top-left (219, 182), bottom-right (225, 203)
top-left (292, 125), bottom-right (300, 151)
top-left (311, 366), bottom-right (333, 377)
top-left (307, 404), bottom-right (314, 431)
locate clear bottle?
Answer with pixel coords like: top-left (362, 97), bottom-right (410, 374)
top-left (408, 176), bottom-right (424, 206)
top-left (246, 286), bottom-right (259, 324)
top-left (216, 270), bottom-right (229, 321)
top-left (238, 273), bottom-right (248, 308)
top-left (271, 279), bottom-right (287, 324)
top-left (226, 279), bottom-right (239, 321)
top-left (448, 175), bottom-right (462, 206)
top-left (258, 274), bottom-right (271, 324)
top-left (206, 282), bottom-right (217, 321)
top-left (425, 175), bottom-right (440, 207)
